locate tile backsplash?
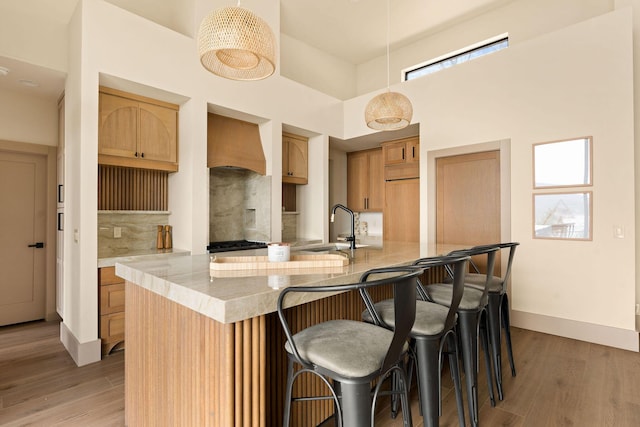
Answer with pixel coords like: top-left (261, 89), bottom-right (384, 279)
top-left (98, 210), bottom-right (170, 256)
top-left (209, 168), bottom-right (271, 242)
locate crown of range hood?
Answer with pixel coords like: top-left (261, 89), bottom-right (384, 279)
top-left (207, 113), bottom-right (266, 175)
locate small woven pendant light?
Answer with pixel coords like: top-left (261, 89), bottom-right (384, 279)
top-left (365, 0), bottom-right (412, 130)
top-left (198, 1), bottom-right (276, 81)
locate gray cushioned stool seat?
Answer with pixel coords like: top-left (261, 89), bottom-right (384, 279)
top-left (426, 283), bottom-right (484, 310)
top-left (461, 273), bottom-right (503, 292)
top-left (284, 319), bottom-right (407, 379)
top-left (362, 299), bottom-right (453, 336)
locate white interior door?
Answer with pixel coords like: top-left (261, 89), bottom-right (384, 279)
top-left (0, 150), bottom-right (47, 326)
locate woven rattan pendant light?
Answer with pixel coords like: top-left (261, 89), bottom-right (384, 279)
top-left (198, 1), bottom-right (276, 81)
top-left (365, 0), bottom-right (412, 130)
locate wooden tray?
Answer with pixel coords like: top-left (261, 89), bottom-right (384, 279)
top-left (210, 254), bottom-right (349, 271)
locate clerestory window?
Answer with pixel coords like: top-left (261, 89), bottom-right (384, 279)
top-left (403, 34), bottom-right (509, 81)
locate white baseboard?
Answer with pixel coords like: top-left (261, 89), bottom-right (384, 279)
top-left (59, 322), bottom-right (102, 366)
top-left (512, 310), bottom-right (639, 352)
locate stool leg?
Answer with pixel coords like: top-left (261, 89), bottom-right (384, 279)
top-left (283, 358), bottom-right (295, 427)
top-left (457, 311), bottom-right (479, 427)
top-left (396, 366), bottom-right (414, 427)
top-left (414, 337), bottom-right (440, 427)
top-left (390, 370), bottom-right (399, 419)
top-left (446, 333), bottom-right (466, 427)
top-left (339, 381), bottom-right (372, 427)
top-left (501, 293), bottom-right (516, 377)
top-left (487, 292), bottom-right (504, 400)
top-left (479, 311), bottom-right (495, 407)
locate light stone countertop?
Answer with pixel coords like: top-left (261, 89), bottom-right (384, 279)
top-left (98, 248), bottom-right (190, 268)
top-left (116, 241), bottom-right (462, 324)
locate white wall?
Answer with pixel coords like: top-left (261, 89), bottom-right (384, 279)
top-left (0, 90), bottom-right (59, 146)
top-left (355, 0), bottom-right (615, 96)
top-left (281, 33), bottom-right (358, 100)
top-left (328, 147), bottom-right (348, 241)
top-left (297, 134), bottom-right (330, 241)
top-left (345, 7), bottom-right (637, 349)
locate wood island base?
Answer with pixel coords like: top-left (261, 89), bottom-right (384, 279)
top-left (125, 282), bottom-right (266, 426)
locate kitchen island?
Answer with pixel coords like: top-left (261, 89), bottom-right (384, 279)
top-left (115, 241), bottom-right (452, 426)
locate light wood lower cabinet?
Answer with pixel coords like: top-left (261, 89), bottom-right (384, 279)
top-left (98, 267), bottom-right (125, 356)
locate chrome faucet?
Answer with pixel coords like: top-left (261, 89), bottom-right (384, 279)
top-left (330, 204), bottom-right (356, 250)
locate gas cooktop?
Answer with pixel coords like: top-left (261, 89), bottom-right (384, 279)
top-left (207, 240), bottom-right (268, 253)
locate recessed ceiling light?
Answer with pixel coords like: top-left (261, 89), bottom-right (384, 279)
top-left (19, 79), bottom-right (40, 87)
top-left (0, 66), bottom-right (9, 76)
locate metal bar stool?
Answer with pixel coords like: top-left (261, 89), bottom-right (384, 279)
top-left (361, 254), bottom-right (470, 427)
top-left (277, 266), bottom-right (423, 427)
top-left (422, 246), bottom-right (499, 427)
top-left (461, 242), bottom-right (519, 400)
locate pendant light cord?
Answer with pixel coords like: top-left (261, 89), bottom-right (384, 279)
top-left (386, 0), bottom-right (390, 92)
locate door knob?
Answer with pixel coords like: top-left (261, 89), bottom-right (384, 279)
top-left (28, 242), bottom-right (44, 248)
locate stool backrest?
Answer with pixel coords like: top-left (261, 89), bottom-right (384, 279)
top-left (411, 254), bottom-right (470, 332)
top-left (277, 266), bottom-right (423, 375)
top-left (471, 242), bottom-right (519, 285)
top-left (447, 246), bottom-right (499, 306)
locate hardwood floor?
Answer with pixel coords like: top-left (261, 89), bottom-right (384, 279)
top-left (1, 320), bottom-right (640, 426)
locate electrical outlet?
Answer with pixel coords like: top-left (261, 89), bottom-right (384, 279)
top-left (114, 227), bottom-right (122, 238)
top-left (636, 303), bottom-right (640, 315)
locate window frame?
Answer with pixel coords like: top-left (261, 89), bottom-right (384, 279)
top-left (402, 33), bottom-right (509, 81)
top-left (531, 136), bottom-right (594, 241)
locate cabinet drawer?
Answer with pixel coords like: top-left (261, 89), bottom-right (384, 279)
top-left (100, 283), bottom-right (125, 314)
top-left (100, 312), bottom-right (125, 341)
top-left (99, 266), bottom-right (124, 286)
top-left (384, 163), bottom-right (419, 181)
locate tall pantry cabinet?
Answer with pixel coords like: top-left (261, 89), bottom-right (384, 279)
top-left (382, 137), bottom-right (420, 242)
top-left (347, 148), bottom-right (384, 212)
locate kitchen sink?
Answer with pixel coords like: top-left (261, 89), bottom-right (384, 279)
top-left (296, 243), bottom-right (370, 253)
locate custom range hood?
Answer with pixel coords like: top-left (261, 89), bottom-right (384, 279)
top-left (207, 113), bottom-right (266, 174)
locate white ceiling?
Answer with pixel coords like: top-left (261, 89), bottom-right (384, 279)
top-left (0, 0), bottom-right (509, 148)
top-left (281, 0), bottom-right (512, 64)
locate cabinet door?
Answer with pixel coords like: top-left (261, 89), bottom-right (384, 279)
top-left (347, 151), bottom-right (368, 211)
top-left (139, 102), bottom-right (178, 163)
top-left (407, 139), bottom-right (419, 163)
top-left (282, 134), bottom-right (308, 184)
top-left (367, 149), bottom-right (384, 211)
top-left (100, 283), bottom-right (125, 315)
top-left (383, 142), bottom-right (407, 165)
top-left (384, 178), bottom-right (420, 242)
top-left (98, 93), bottom-right (138, 158)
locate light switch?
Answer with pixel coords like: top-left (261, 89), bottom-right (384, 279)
top-left (614, 225), bottom-right (625, 239)
top-left (114, 227), bottom-right (122, 238)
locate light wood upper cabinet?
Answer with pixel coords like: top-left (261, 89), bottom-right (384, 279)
top-left (382, 137), bottom-right (419, 180)
top-left (382, 137), bottom-right (419, 165)
top-left (139, 102), bottom-right (178, 163)
top-left (347, 148), bottom-right (384, 211)
top-left (98, 87), bottom-right (178, 172)
top-left (282, 132), bottom-right (308, 185)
